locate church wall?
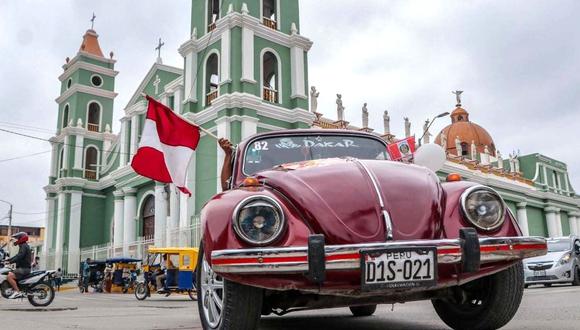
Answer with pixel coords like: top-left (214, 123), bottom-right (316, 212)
top-left (60, 71), bottom-right (80, 94)
top-left (191, 0), bottom-right (206, 37)
top-left (78, 55), bottom-right (114, 69)
top-left (103, 191), bottom-right (114, 243)
top-left (80, 195), bottom-right (106, 248)
top-left (561, 211), bottom-right (570, 236)
top-left (527, 206), bottom-right (548, 237)
top-left (77, 69), bottom-right (115, 91)
top-left (195, 135), bottom-right (218, 212)
top-left (279, 0), bottom-right (300, 34)
top-left (504, 200), bottom-right (517, 217)
top-left (230, 120), bottom-right (242, 143)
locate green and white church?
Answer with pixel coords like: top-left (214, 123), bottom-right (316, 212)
top-left (42, 0), bottom-right (580, 273)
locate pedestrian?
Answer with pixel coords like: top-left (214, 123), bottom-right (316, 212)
top-left (54, 268), bottom-right (62, 291)
top-left (31, 256), bottom-right (41, 271)
top-left (82, 258), bottom-right (91, 293)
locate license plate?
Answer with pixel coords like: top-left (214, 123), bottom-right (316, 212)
top-left (534, 270), bottom-right (546, 277)
top-left (361, 247), bottom-right (437, 290)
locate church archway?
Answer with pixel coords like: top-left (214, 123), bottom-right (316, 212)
top-left (141, 195), bottom-right (155, 238)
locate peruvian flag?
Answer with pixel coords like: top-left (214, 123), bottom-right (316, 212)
top-left (387, 136), bottom-right (416, 161)
top-left (131, 96), bottom-right (200, 196)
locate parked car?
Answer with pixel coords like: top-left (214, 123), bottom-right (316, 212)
top-left (196, 129), bottom-right (547, 330)
top-left (524, 236), bottom-right (580, 287)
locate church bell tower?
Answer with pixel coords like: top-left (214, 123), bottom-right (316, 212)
top-left (178, 0), bottom-right (315, 212)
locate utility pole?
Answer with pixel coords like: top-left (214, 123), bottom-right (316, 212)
top-left (0, 199), bottom-right (13, 237)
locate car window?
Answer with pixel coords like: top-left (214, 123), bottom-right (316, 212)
top-left (547, 240), bottom-right (570, 252)
top-left (243, 135), bottom-right (389, 175)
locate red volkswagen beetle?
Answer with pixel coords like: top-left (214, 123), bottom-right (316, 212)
top-left (196, 130), bottom-right (547, 330)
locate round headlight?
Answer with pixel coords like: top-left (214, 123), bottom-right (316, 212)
top-left (460, 186), bottom-right (505, 231)
top-left (232, 196), bottom-right (285, 246)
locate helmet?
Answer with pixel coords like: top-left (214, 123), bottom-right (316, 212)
top-left (11, 232), bottom-right (29, 245)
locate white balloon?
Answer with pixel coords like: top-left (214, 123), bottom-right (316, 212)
top-left (414, 144), bottom-right (447, 172)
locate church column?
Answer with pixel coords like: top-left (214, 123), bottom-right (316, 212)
top-left (129, 115), bottom-right (139, 158)
top-left (516, 202), bottom-right (529, 236)
top-left (544, 207), bottom-right (559, 238)
top-left (183, 50), bottom-right (198, 103)
top-left (49, 142), bottom-right (58, 178)
top-left (556, 210), bottom-right (563, 236)
top-left (54, 192), bottom-right (67, 270)
top-left (67, 190), bottom-right (83, 273)
top-left (167, 185), bottom-right (180, 246)
top-left (241, 27), bottom-right (255, 82)
top-left (569, 213), bottom-right (579, 236)
top-left (119, 119), bottom-right (129, 165)
top-left (221, 28), bottom-right (231, 83)
top-left (42, 196), bottom-right (56, 268)
top-left (73, 135), bottom-right (84, 170)
top-left (241, 116), bottom-right (258, 140)
top-left (290, 46), bottom-right (306, 99)
top-left (113, 191), bottom-right (125, 253)
top-left (154, 183), bottom-right (168, 247)
top-left (122, 188), bottom-right (137, 256)
top-left (174, 88), bottom-right (183, 114)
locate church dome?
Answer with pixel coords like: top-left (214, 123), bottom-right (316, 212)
top-left (434, 106), bottom-right (496, 156)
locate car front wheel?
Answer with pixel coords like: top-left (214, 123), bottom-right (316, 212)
top-left (197, 244), bottom-right (263, 330)
top-left (432, 262), bottom-right (524, 330)
top-left (572, 266), bottom-right (580, 286)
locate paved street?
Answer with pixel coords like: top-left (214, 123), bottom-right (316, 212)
top-left (1, 285), bottom-right (579, 329)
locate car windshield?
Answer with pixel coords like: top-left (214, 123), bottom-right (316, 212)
top-left (243, 134), bottom-right (389, 175)
top-left (547, 240), bottom-right (570, 252)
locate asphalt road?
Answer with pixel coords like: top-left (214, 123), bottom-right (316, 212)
top-left (1, 284), bottom-right (579, 329)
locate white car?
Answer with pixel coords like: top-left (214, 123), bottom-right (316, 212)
top-left (524, 236), bottom-right (580, 287)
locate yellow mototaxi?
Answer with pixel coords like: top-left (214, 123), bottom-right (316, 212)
top-left (134, 247), bottom-right (198, 300)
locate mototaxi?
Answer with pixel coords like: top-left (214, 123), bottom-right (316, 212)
top-left (134, 247), bottom-right (198, 300)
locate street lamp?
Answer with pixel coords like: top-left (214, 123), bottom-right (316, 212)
top-left (0, 199), bottom-right (13, 237)
top-left (419, 112), bottom-right (450, 146)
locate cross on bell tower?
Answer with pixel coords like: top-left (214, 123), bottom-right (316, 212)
top-left (90, 13), bottom-right (96, 30)
top-left (155, 38), bottom-right (164, 64)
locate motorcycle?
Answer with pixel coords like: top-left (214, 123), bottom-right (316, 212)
top-left (0, 243), bottom-right (56, 307)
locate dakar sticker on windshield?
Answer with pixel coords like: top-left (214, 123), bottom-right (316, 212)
top-left (274, 137), bottom-right (360, 149)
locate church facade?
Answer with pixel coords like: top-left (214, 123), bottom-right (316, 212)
top-left (43, 0), bottom-right (580, 273)
top-left (43, 0), bottom-right (314, 272)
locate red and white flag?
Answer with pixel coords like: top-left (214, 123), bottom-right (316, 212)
top-left (131, 96), bottom-right (200, 196)
top-left (387, 136), bottom-right (416, 161)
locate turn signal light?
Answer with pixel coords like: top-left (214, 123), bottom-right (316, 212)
top-left (242, 177), bottom-right (260, 187)
top-left (446, 173), bottom-right (462, 182)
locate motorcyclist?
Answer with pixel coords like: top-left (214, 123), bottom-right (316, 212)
top-left (5, 232), bottom-right (32, 299)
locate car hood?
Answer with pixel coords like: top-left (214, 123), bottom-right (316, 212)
top-left (525, 251), bottom-right (569, 264)
top-left (257, 158), bottom-right (443, 245)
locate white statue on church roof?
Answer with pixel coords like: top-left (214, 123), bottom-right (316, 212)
top-left (383, 110), bottom-right (390, 135)
top-left (471, 140), bottom-right (477, 160)
top-left (404, 117), bottom-right (411, 137)
top-left (336, 94), bottom-right (345, 121)
top-left (362, 103), bottom-right (369, 128)
top-left (455, 136), bottom-right (462, 157)
top-left (310, 86), bottom-right (319, 113)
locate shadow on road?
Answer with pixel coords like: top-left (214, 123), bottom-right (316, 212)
top-left (260, 314), bottom-right (447, 330)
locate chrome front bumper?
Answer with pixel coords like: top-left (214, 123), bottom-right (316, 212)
top-left (211, 236), bottom-right (547, 274)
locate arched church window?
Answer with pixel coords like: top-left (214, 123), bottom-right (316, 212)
top-left (205, 53), bottom-right (219, 106)
top-left (62, 104), bottom-right (69, 129)
top-left (263, 0), bottom-right (277, 29)
top-left (460, 142), bottom-right (468, 157)
top-left (87, 102), bottom-right (100, 132)
top-left (67, 78), bottom-right (72, 89)
top-left (262, 51), bottom-right (279, 103)
top-left (84, 146), bottom-right (98, 180)
top-left (141, 195), bottom-right (155, 238)
top-left (58, 148), bottom-right (65, 177)
top-left (207, 0), bottom-right (220, 32)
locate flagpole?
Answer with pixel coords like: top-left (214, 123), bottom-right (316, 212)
top-left (141, 93), bottom-right (219, 140)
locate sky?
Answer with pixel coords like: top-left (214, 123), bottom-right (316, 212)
top-left (0, 0), bottom-right (579, 227)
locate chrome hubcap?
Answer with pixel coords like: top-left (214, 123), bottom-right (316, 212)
top-left (201, 257), bottom-right (224, 329)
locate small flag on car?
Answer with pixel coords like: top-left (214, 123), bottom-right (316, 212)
top-left (131, 95), bottom-right (200, 196)
top-left (387, 136), bottom-right (416, 161)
